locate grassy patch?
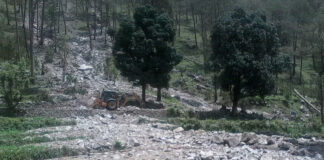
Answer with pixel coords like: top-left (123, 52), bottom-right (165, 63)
top-left (0, 117), bottom-right (79, 160)
top-left (0, 146), bottom-right (78, 160)
top-left (0, 117), bottom-right (76, 132)
top-left (169, 116), bottom-right (324, 138)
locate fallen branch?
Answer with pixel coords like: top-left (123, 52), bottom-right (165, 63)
top-left (293, 89), bottom-right (320, 113)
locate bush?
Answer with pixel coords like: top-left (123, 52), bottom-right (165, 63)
top-left (181, 118), bottom-right (202, 130)
top-left (167, 107), bottom-right (181, 117)
top-left (0, 59), bottom-right (30, 113)
top-left (114, 141), bottom-right (125, 150)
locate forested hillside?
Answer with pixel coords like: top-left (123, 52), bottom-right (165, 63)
top-left (0, 0), bottom-right (323, 160)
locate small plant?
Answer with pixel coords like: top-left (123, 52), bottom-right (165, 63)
top-left (137, 117), bottom-right (147, 124)
top-left (65, 74), bottom-right (77, 85)
top-left (167, 107), bottom-right (181, 117)
top-left (114, 141), bottom-right (125, 150)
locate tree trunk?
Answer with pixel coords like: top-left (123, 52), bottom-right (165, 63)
top-left (214, 84), bottom-right (218, 103)
top-left (5, 0), bottom-right (10, 25)
top-left (191, 4), bottom-right (198, 48)
top-left (75, 0), bottom-right (78, 17)
top-left (39, 0), bottom-right (45, 45)
top-left (23, 0), bottom-right (29, 54)
top-left (36, 1), bottom-right (39, 40)
top-left (232, 81), bottom-right (240, 114)
top-left (100, 0), bottom-right (103, 35)
top-left (93, 0), bottom-right (97, 40)
top-left (142, 84), bottom-right (146, 102)
top-left (57, 1), bottom-right (60, 33)
top-left (14, 0), bottom-right (21, 59)
top-left (300, 56), bottom-right (303, 84)
top-left (29, 0), bottom-right (35, 81)
top-left (86, 2), bottom-right (93, 50)
top-left (319, 75), bottom-right (323, 124)
top-left (61, 0), bottom-right (67, 35)
top-left (157, 87), bottom-right (162, 102)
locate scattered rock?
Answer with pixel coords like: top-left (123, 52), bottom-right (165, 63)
top-left (224, 137), bottom-right (241, 147)
top-left (181, 98), bottom-right (203, 107)
top-left (173, 127), bottom-right (184, 133)
top-left (278, 142), bottom-right (291, 151)
top-left (211, 135), bottom-right (223, 144)
top-left (78, 64), bottom-right (93, 71)
top-left (241, 132), bottom-right (258, 145)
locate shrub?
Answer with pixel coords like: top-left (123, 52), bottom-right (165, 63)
top-left (0, 59), bottom-right (30, 114)
top-left (181, 118), bottom-right (202, 130)
top-left (167, 107), bottom-right (181, 117)
top-left (114, 141), bottom-right (125, 150)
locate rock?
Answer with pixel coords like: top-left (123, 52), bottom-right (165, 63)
top-left (284, 138), bottom-right (298, 145)
top-left (278, 142), bottom-right (290, 151)
top-left (200, 151), bottom-right (214, 160)
top-left (173, 127), bottom-right (184, 132)
top-left (314, 153), bottom-right (323, 160)
top-left (129, 139), bottom-right (140, 147)
top-left (181, 98), bottom-right (203, 107)
top-left (267, 139), bottom-right (275, 145)
top-left (224, 137), bottom-right (241, 147)
top-left (211, 135), bottom-right (223, 144)
top-left (78, 64), bottom-right (93, 71)
top-left (51, 94), bottom-right (74, 103)
top-left (260, 154), bottom-right (273, 160)
top-left (241, 132), bottom-right (258, 145)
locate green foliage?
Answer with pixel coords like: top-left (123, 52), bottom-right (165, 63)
top-left (0, 117), bottom-right (76, 132)
top-left (0, 116), bottom-right (78, 160)
top-left (170, 117), bottom-right (323, 137)
top-left (113, 5), bottom-right (182, 100)
top-left (167, 106), bottom-right (181, 117)
top-left (210, 8), bottom-right (289, 112)
top-left (114, 141), bottom-right (125, 150)
top-left (0, 59), bottom-right (30, 113)
top-left (180, 118), bottom-right (202, 130)
top-left (0, 146), bottom-right (78, 160)
top-left (137, 117), bottom-right (148, 124)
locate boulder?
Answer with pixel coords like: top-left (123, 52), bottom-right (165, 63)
top-left (173, 127), bottom-right (184, 132)
top-left (181, 98), bottom-right (203, 107)
top-left (79, 64), bottom-right (93, 71)
top-left (241, 132), bottom-right (258, 145)
top-left (199, 151), bottom-right (214, 160)
top-left (224, 137), bottom-right (241, 147)
top-left (278, 142), bottom-right (291, 151)
top-left (211, 135), bottom-right (224, 144)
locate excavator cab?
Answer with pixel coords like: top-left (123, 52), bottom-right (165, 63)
top-left (101, 90), bottom-right (119, 110)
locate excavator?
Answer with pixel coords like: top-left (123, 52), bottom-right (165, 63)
top-left (93, 90), bottom-right (144, 110)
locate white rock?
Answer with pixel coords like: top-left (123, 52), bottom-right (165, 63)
top-left (173, 127), bottom-right (184, 132)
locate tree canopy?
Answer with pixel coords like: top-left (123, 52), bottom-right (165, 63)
top-left (114, 5), bottom-right (181, 102)
top-left (210, 8), bottom-right (288, 114)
